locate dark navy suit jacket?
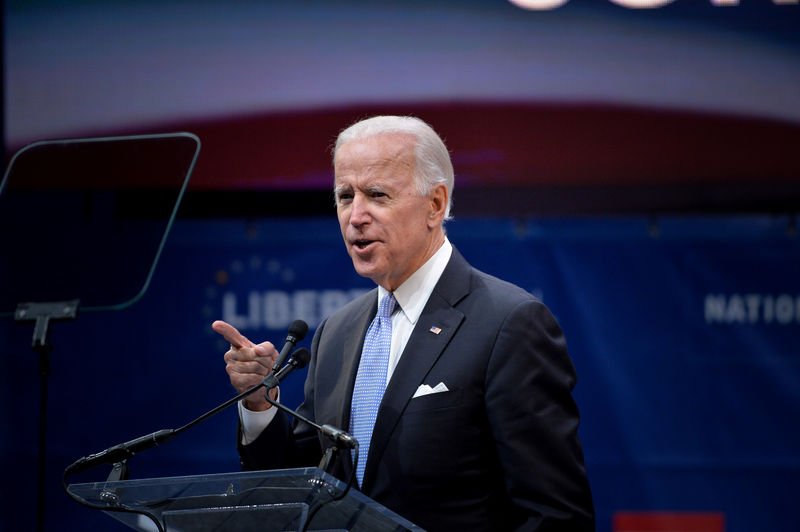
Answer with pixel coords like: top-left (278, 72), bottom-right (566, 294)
top-left (239, 249), bottom-right (594, 531)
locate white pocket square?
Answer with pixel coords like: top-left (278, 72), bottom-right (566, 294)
top-left (412, 382), bottom-right (449, 398)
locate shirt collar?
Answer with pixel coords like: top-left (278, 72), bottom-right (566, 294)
top-left (378, 237), bottom-right (453, 325)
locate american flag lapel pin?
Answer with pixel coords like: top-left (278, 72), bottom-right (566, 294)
top-left (429, 326), bottom-right (442, 335)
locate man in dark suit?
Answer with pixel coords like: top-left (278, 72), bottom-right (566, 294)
top-left (213, 115), bottom-right (594, 531)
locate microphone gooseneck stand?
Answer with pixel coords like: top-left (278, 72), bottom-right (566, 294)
top-left (262, 394), bottom-right (360, 532)
top-left (62, 374), bottom-right (273, 532)
top-left (63, 347), bottom-right (346, 532)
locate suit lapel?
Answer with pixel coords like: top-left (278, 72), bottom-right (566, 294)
top-left (331, 291), bottom-right (377, 479)
top-left (337, 292), bottom-right (378, 431)
top-left (361, 249), bottom-right (472, 492)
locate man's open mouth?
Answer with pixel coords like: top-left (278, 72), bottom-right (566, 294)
top-left (354, 239), bottom-right (374, 250)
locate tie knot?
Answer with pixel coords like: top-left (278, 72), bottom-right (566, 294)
top-left (378, 293), bottom-right (397, 319)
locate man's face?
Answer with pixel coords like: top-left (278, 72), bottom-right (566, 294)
top-left (334, 133), bottom-right (446, 291)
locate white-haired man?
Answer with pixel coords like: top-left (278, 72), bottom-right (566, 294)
top-left (214, 115), bottom-right (594, 531)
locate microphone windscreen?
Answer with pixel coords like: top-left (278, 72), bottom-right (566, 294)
top-left (289, 319), bottom-right (309, 341)
top-left (291, 348), bottom-right (312, 369)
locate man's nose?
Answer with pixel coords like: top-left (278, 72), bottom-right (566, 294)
top-left (349, 194), bottom-right (371, 226)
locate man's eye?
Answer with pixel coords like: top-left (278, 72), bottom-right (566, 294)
top-left (337, 192), bottom-right (353, 202)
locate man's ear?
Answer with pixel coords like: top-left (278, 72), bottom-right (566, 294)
top-left (427, 183), bottom-right (448, 228)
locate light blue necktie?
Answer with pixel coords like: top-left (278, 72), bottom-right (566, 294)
top-left (350, 293), bottom-right (396, 487)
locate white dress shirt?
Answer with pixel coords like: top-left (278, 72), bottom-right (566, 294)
top-left (239, 238), bottom-right (453, 444)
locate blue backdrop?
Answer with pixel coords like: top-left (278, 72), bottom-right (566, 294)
top-left (1, 214), bottom-right (798, 531)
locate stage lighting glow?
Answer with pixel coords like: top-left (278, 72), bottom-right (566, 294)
top-left (608, 0), bottom-right (676, 8)
top-left (507, 0), bottom-right (569, 10)
top-left (507, 0), bottom-right (800, 9)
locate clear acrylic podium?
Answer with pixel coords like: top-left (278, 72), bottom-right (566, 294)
top-left (67, 467), bottom-right (424, 531)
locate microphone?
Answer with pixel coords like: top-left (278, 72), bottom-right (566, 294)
top-left (272, 320), bottom-right (309, 372)
top-left (264, 391), bottom-right (357, 450)
top-left (263, 348), bottom-right (311, 389)
top-left (65, 429), bottom-right (176, 475)
top-left (319, 424), bottom-right (357, 448)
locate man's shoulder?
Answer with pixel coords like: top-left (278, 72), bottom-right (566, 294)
top-left (437, 247), bottom-right (542, 311)
top-left (450, 249), bottom-right (534, 298)
top-left (468, 266), bottom-right (539, 307)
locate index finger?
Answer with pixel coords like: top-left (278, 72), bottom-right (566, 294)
top-left (212, 320), bottom-right (253, 349)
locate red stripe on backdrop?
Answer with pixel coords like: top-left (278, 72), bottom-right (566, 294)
top-left (167, 102), bottom-right (800, 190)
top-left (10, 101), bottom-right (800, 190)
top-left (613, 511), bottom-right (725, 532)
